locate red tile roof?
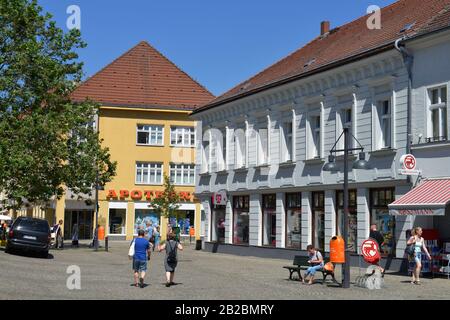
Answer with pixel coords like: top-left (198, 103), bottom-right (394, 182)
top-left (195, 0), bottom-right (450, 113)
top-left (71, 41), bottom-right (215, 110)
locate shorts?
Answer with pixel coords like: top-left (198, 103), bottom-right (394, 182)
top-left (414, 252), bottom-right (422, 264)
top-left (133, 259), bottom-right (148, 272)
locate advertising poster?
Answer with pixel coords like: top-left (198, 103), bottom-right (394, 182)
top-left (134, 209), bottom-right (160, 235)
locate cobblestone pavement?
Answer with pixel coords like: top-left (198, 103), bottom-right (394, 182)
top-left (0, 241), bottom-right (448, 300)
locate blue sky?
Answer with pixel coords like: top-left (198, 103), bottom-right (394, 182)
top-left (39, 0), bottom-right (396, 97)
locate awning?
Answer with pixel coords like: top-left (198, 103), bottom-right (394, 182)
top-left (389, 178), bottom-right (450, 216)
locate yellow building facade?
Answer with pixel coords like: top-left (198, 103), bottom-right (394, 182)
top-left (13, 41), bottom-right (214, 242)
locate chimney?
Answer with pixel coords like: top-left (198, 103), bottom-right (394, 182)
top-left (321, 21), bottom-right (330, 36)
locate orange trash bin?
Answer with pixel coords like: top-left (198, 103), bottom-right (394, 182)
top-left (98, 226), bottom-right (105, 241)
top-left (330, 236), bottom-right (345, 263)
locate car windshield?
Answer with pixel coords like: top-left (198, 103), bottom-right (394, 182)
top-left (16, 219), bottom-right (49, 233)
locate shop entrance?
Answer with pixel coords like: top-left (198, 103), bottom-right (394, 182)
top-left (64, 210), bottom-right (94, 240)
top-left (211, 207), bottom-right (226, 243)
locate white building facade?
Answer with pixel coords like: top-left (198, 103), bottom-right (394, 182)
top-left (192, 4), bottom-right (450, 266)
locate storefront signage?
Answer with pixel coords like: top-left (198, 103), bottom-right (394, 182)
top-left (389, 208), bottom-right (445, 216)
top-left (212, 190), bottom-right (228, 206)
top-left (361, 239), bottom-right (381, 264)
top-left (106, 189), bottom-right (193, 202)
top-left (399, 154), bottom-right (421, 175)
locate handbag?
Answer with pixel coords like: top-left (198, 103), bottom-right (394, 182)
top-left (405, 243), bottom-right (415, 256)
top-left (128, 240), bottom-right (135, 260)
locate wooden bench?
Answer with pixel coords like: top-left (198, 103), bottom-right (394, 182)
top-left (283, 255), bottom-right (338, 284)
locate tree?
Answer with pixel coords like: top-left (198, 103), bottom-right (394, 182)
top-left (148, 174), bottom-right (181, 220)
top-left (0, 0), bottom-right (116, 210)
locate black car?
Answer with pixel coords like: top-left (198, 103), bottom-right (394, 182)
top-left (5, 217), bottom-right (51, 258)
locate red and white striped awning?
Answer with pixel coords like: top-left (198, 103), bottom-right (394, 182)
top-left (389, 178), bottom-right (450, 216)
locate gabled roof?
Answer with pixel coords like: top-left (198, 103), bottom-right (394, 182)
top-left (194, 0), bottom-right (450, 113)
top-left (71, 41), bottom-right (215, 110)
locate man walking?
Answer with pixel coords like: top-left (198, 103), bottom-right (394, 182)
top-left (132, 229), bottom-right (152, 288)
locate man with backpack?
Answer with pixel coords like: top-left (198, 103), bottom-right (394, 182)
top-left (129, 229), bottom-right (152, 288)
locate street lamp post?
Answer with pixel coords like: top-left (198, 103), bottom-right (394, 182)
top-left (323, 126), bottom-right (369, 288)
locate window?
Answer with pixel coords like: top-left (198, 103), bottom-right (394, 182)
top-left (170, 164), bottom-right (195, 185)
top-left (311, 191), bottom-right (325, 251)
top-left (337, 108), bottom-right (354, 153)
top-left (281, 121), bottom-right (293, 162)
top-left (137, 125), bottom-right (164, 145)
top-left (233, 195), bottom-right (250, 245)
top-left (262, 194), bottom-right (277, 247)
top-left (234, 128), bottom-right (246, 169)
top-left (375, 100), bottom-right (392, 149)
top-left (336, 190), bottom-right (357, 253)
top-left (285, 193), bottom-right (301, 249)
top-left (308, 115), bottom-right (321, 159)
top-left (170, 127), bottom-right (195, 147)
top-left (201, 130), bottom-right (210, 173)
top-left (109, 209), bottom-right (126, 235)
top-left (218, 128), bottom-right (227, 171)
top-left (135, 163), bottom-right (163, 184)
top-left (428, 86), bottom-right (447, 142)
top-left (257, 127), bottom-right (269, 165)
top-left (370, 188), bottom-right (395, 256)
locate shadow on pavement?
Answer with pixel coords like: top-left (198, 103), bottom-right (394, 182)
top-left (5, 249), bottom-right (54, 260)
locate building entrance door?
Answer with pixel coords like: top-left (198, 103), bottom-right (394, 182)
top-left (64, 210), bottom-right (94, 240)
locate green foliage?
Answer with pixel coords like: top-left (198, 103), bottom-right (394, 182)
top-left (148, 174), bottom-right (181, 218)
top-left (0, 0), bottom-right (116, 209)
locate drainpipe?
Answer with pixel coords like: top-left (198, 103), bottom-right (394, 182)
top-left (395, 37), bottom-right (414, 184)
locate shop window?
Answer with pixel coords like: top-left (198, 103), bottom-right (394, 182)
top-left (286, 193), bottom-right (301, 249)
top-left (370, 188), bottom-right (396, 255)
top-left (170, 126), bottom-right (195, 147)
top-left (428, 85), bottom-right (448, 142)
top-left (170, 164), bottom-right (195, 185)
top-left (233, 195), bottom-right (249, 245)
top-left (137, 125), bottom-right (164, 146)
top-left (336, 190), bottom-right (357, 253)
top-left (211, 205), bottom-right (226, 243)
top-left (109, 209), bottom-right (126, 235)
top-left (136, 162), bottom-right (163, 185)
top-left (134, 209), bottom-right (160, 236)
top-left (312, 191), bottom-right (325, 251)
top-left (169, 210), bottom-right (194, 236)
top-left (262, 194), bottom-right (276, 247)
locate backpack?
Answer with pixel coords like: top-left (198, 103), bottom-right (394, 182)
top-left (167, 240), bottom-right (177, 264)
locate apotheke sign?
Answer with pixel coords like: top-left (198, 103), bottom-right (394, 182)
top-left (106, 189), bottom-right (193, 202)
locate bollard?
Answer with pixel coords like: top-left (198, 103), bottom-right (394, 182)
top-left (105, 236), bottom-right (108, 252)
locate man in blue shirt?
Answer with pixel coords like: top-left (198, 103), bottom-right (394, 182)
top-left (132, 229), bottom-right (152, 288)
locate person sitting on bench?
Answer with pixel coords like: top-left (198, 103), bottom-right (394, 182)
top-left (303, 245), bottom-right (324, 285)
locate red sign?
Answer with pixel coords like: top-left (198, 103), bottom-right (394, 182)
top-left (361, 239), bottom-right (381, 264)
top-left (106, 189), bottom-right (193, 202)
top-left (404, 155), bottom-right (416, 170)
top-left (400, 154), bottom-right (416, 170)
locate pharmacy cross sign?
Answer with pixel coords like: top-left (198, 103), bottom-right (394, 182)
top-left (361, 239), bottom-right (381, 264)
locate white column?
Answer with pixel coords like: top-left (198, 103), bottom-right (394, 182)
top-left (356, 188), bottom-right (370, 254)
top-left (395, 185), bottom-right (414, 258)
top-left (249, 193), bottom-right (261, 246)
top-left (324, 190), bottom-right (336, 253)
top-left (276, 192), bottom-right (285, 248)
top-left (202, 198), bottom-right (211, 242)
top-left (301, 192), bottom-right (311, 250)
top-left (225, 198), bottom-right (233, 244)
